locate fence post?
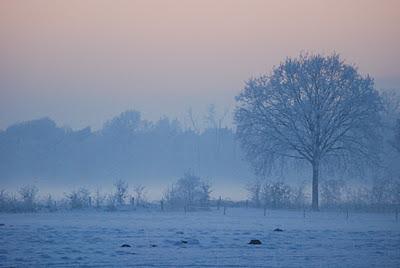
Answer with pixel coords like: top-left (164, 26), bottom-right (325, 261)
top-left (217, 196), bottom-right (221, 210)
top-left (161, 200), bottom-right (164, 211)
top-left (223, 205), bottom-right (226, 215)
top-left (303, 208), bottom-right (306, 219)
top-left (263, 206), bottom-right (266, 216)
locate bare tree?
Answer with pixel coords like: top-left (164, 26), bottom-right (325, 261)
top-left (114, 179), bottom-right (128, 206)
top-left (186, 108), bottom-right (201, 173)
top-left (66, 188), bottom-right (91, 209)
top-left (235, 53), bottom-right (383, 210)
top-left (179, 172), bottom-right (201, 210)
top-left (186, 107), bottom-right (200, 134)
top-left (19, 185), bottom-right (38, 212)
top-left (261, 181), bottom-right (292, 209)
top-left (246, 180), bottom-right (261, 207)
top-left (94, 188), bottom-right (105, 209)
top-left (205, 104), bottom-right (230, 158)
top-left (163, 172), bottom-right (211, 211)
top-left (200, 181), bottom-right (212, 208)
top-left (133, 184), bottom-right (146, 207)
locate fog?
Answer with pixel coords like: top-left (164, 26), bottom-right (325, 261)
top-left (1, 1), bottom-right (400, 267)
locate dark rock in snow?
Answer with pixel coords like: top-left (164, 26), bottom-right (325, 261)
top-left (121, 244), bottom-right (131, 247)
top-left (248, 239), bottom-right (262, 245)
top-left (174, 240), bottom-right (187, 246)
top-left (174, 238), bottom-right (200, 246)
top-left (274, 228), bottom-right (283, 232)
top-left (176, 231), bottom-right (184, 234)
top-left (151, 244), bottom-right (157, 247)
top-left (0, 224), bottom-right (5, 227)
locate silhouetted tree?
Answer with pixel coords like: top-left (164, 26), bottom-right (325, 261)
top-left (235, 53), bottom-right (382, 210)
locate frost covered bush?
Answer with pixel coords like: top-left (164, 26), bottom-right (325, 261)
top-left (0, 190), bottom-right (17, 212)
top-left (321, 179), bottom-right (345, 208)
top-left (292, 182), bottom-right (308, 208)
top-left (246, 176), bottom-right (400, 212)
top-left (164, 172), bottom-right (211, 211)
top-left (247, 180), bottom-right (304, 209)
top-left (133, 184), bottom-right (146, 207)
top-left (0, 186), bottom-right (39, 213)
top-left (18, 185), bottom-right (39, 212)
top-left (113, 179), bottom-right (128, 206)
top-left (261, 181), bottom-right (292, 209)
top-left (369, 177), bottom-right (400, 208)
top-left (66, 188), bottom-right (91, 209)
top-left (345, 186), bottom-right (371, 210)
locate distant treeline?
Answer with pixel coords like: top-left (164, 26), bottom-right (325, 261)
top-left (0, 172), bottom-right (213, 213)
top-left (0, 110), bottom-right (251, 184)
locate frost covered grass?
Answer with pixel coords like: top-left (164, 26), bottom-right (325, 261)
top-left (0, 208), bottom-right (399, 267)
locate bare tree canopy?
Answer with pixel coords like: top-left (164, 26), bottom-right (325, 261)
top-left (234, 53), bottom-right (383, 210)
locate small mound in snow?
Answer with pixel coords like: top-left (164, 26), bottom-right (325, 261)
top-left (173, 240), bottom-right (187, 246)
top-left (248, 239), bottom-right (262, 245)
top-left (173, 238), bottom-right (200, 246)
top-left (274, 228), bottom-right (283, 232)
top-left (120, 244), bottom-right (131, 248)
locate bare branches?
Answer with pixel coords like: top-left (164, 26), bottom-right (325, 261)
top-left (235, 54), bottom-right (383, 176)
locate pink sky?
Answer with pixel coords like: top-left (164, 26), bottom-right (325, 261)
top-left (0, 0), bottom-right (399, 129)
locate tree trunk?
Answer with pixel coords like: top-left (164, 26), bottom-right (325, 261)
top-left (312, 160), bottom-right (319, 211)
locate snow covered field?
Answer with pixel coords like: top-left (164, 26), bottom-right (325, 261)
top-left (1, 208), bottom-right (399, 267)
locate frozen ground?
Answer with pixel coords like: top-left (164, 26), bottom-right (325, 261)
top-left (0, 208), bottom-right (399, 267)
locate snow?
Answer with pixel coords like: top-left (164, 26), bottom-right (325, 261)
top-left (1, 208), bottom-right (399, 267)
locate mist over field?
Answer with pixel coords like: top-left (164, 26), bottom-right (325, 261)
top-left (0, 110), bottom-right (253, 199)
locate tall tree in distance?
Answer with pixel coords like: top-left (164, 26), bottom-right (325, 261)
top-left (234, 54), bottom-right (382, 210)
